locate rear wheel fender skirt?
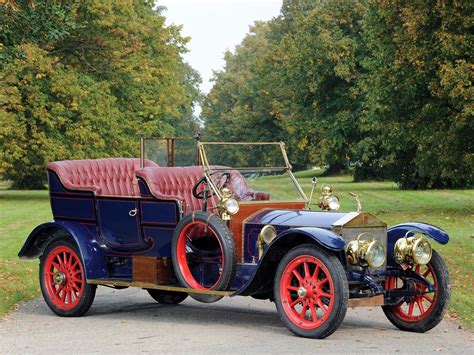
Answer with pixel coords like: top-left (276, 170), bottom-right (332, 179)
top-left (18, 221), bottom-right (108, 280)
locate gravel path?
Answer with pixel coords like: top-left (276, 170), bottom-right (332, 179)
top-left (1, 287), bottom-right (472, 354)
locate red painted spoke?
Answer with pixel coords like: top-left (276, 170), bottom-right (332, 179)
top-left (299, 305), bottom-right (308, 320)
top-left (71, 260), bottom-right (79, 270)
top-left (71, 276), bottom-right (84, 284)
top-left (292, 269), bottom-right (303, 284)
top-left (51, 262), bottom-right (61, 271)
top-left (415, 265), bottom-right (420, 274)
top-left (408, 301), bottom-right (415, 316)
top-left (312, 265), bottom-right (320, 280)
top-left (317, 299), bottom-right (327, 313)
top-left (320, 291), bottom-right (331, 298)
top-left (303, 262), bottom-right (310, 279)
top-left (287, 285), bottom-right (299, 292)
top-left (310, 304), bottom-right (317, 321)
top-left (423, 294), bottom-right (433, 303)
top-left (54, 286), bottom-right (61, 296)
top-left (290, 298), bottom-right (300, 307)
top-left (60, 290), bottom-right (66, 303)
top-left (318, 278), bottom-right (329, 287)
top-left (72, 283), bottom-right (82, 292)
top-left (417, 298), bottom-right (425, 314)
top-left (423, 269), bottom-right (431, 278)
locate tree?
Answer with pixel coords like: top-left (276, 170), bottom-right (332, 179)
top-left (0, 0), bottom-right (200, 188)
top-left (358, 0), bottom-right (473, 188)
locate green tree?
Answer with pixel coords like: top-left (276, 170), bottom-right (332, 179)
top-left (358, 0), bottom-right (473, 188)
top-left (0, 0), bottom-right (200, 188)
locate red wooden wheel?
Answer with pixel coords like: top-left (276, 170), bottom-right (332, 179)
top-left (382, 250), bottom-right (450, 332)
top-left (385, 264), bottom-right (437, 322)
top-left (43, 245), bottom-right (85, 310)
top-left (274, 245), bottom-right (348, 338)
top-left (280, 255), bottom-right (335, 329)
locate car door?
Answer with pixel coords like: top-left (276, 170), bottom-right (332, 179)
top-left (96, 197), bottom-right (147, 250)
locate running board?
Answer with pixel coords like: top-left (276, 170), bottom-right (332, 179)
top-left (87, 279), bottom-right (232, 297)
top-left (348, 294), bottom-right (384, 308)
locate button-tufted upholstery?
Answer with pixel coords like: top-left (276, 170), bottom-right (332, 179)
top-left (48, 158), bottom-right (158, 196)
top-left (136, 166), bottom-right (270, 214)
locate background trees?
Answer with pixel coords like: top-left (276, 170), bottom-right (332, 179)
top-left (203, 0), bottom-right (473, 188)
top-left (0, 0), bottom-right (201, 188)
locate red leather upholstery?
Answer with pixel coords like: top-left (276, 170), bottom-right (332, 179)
top-left (48, 158), bottom-right (158, 196)
top-left (136, 166), bottom-right (270, 214)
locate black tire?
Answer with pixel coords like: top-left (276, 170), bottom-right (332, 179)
top-left (382, 250), bottom-right (450, 332)
top-left (274, 244), bottom-right (348, 339)
top-left (39, 237), bottom-right (96, 317)
top-left (146, 289), bottom-right (188, 304)
top-left (171, 211), bottom-right (236, 303)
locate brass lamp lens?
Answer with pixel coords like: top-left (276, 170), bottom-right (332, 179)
top-left (413, 237), bottom-right (432, 265)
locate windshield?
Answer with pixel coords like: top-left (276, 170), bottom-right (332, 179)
top-left (198, 142), bottom-right (307, 203)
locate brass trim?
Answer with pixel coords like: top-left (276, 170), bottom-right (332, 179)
top-left (87, 279), bottom-right (232, 296)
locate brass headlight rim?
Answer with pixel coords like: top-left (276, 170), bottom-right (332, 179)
top-left (365, 240), bottom-right (386, 269)
top-left (260, 224), bottom-right (277, 245)
top-left (411, 235), bottom-right (432, 265)
top-left (223, 198), bottom-right (240, 215)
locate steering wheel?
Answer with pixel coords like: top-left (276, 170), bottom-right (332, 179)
top-left (192, 172), bottom-right (230, 200)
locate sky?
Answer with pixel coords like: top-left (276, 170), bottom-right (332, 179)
top-left (158, 0), bottom-right (283, 94)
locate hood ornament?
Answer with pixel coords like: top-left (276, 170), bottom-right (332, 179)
top-left (349, 192), bottom-right (362, 213)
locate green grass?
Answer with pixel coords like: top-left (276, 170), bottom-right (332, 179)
top-left (0, 173), bottom-right (473, 329)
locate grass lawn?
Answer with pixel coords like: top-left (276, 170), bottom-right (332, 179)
top-left (1, 173), bottom-right (473, 329)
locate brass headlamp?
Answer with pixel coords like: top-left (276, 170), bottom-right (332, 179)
top-left (394, 231), bottom-right (432, 265)
top-left (346, 233), bottom-right (386, 269)
top-left (318, 185), bottom-right (340, 211)
top-left (257, 225), bottom-right (277, 258)
top-left (219, 187), bottom-right (239, 220)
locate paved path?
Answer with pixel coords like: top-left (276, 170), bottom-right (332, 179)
top-left (1, 287), bottom-right (472, 354)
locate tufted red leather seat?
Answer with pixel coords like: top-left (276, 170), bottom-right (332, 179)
top-left (48, 158), bottom-right (158, 196)
top-left (136, 166), bottom-right (270, 214)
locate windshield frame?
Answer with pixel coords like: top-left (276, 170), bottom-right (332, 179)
top-left (197, 141), bottom-right (309, 203)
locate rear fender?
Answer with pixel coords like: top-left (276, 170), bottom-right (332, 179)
top-left (387, 222), bottom-right (449, 267)
top-left (18, 221), bottom-right (108, 279)
top-left (233, 227), bottom-right (345, 297)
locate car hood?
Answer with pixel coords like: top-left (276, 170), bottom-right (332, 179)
top-left (245, 209), bottom-right (360, 229)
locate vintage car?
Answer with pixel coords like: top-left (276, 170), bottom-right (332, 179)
top-left (19, 137), bottom-right (450, 338)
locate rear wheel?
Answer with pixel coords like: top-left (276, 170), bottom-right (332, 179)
top-left (146, 289), bottom-right (188, 304)
top-left (382, 250), bottom-right (450, 332)
top-left (274, 244), bottom-right (348, 339)
top-left (39, 238), bottom-right (96, 317)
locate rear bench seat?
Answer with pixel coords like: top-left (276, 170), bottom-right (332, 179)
top-left (47, 158), bottom-right (158, 196)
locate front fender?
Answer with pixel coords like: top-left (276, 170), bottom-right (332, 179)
top-left (18, 221), bottom-right (108, 280)
top-left (233, 227), bottom-right (345, 297)
top-left (387, 222), bottom-right (449, 267)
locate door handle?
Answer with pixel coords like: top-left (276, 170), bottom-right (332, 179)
top-left (129, 208), bottom-right (138, 217)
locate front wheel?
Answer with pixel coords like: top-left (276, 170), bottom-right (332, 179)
top-left (274, 244), bottom-right (348, 339)
top-left (39, 237), bottom-right (96, 317)
top-left (382, 250), bottom-right (450, 332)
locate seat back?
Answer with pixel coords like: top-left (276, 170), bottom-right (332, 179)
top-left (136, 166), bottom-right (269, 213)
top-left (48, 158), bottom-right (158, 196)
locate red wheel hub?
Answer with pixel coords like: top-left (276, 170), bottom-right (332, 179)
top-left (176, 221), bottom-right (224, 290)
top-left (386, 264), bottom-right (437, 322)
top-left (280, 255), bottom-right (335, 330)
top-left (43, 245), bottom-right (85, 310)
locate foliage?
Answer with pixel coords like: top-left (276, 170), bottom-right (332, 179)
top-left (203, 0), bottom-right (473, 188)
top-left (0, 0), bottom-right (201, 188)
top-left (359, 0), bottom-right (473, 188)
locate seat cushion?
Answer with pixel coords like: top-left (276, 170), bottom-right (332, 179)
top-left (136, 166), bottom-right (270, 214)
top-left (48, 158), bottom-right (158, 196)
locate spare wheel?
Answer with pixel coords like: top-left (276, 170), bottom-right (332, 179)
top-left (171, 211), bottom-right (236, 303)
